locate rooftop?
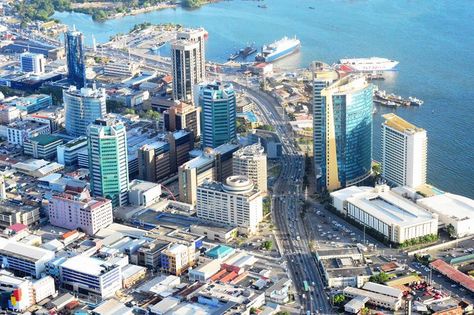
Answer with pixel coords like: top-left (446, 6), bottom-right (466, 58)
top-left (206, 245), bottom-right (235, 258)
top-left (27, 134), bottom-right (62, 146)
top-left (60, 255), bottom-right (118, 276)
top-left (0, 238), bottom-right (54, 262)
top-left (129, 179), bottom-right (161, 192)
top-left (383, 113), bottom-right (425, 134)
top-left (417, 193), bottom-right (474, 222)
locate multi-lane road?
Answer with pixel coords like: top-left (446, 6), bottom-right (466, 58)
top-left (233, 81), bottom-right (332, 314)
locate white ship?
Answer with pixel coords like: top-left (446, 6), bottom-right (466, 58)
top-left (255, 37), bottom-right (300, 63)
top-left (339, 57), bottom-right (399, 72)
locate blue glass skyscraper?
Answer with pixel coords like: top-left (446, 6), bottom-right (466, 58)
top-left (65, 29), bottom-right (86, 89)
top-left (199, 82), bottom-right (236, 149)
top-left (314, 75), bottom-right (373, 191)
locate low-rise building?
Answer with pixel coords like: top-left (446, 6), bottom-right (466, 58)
top-left (60, 255), bottom-right (122, 299)
top-left (265, 278), bottom-right (292, 304)
top-left (189, 259), bottom-right (221, 282)
top-left (23, 134), bottom-right (63, 160)
top-left (7, 120), bottom-right (50, 146)
top-left (343, 282), bottom-right (403, 311)
top-left (121, 264), bottom-right (146, 289)
top-left (103, 61), bottom-right (139, 77)
top-left (8, 94), bottom-right (52, 114)
top-left (57, 137), bottom-right (88, 166)
top-left (161, 243), bottom-right (196, 276)
top-left (0, 201), bottom-right (40, 229)
top-left (331, 184), bottom-right (438, 244)
top-left (13, 159), bottom-right (64, 177)
top-left (0, 105), bottom-right (20, 124)
top-left (128, 179), bottom-right (161, 207)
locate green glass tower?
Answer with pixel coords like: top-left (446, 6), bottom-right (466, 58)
top-left (88, 117), bottom-right (129, 207)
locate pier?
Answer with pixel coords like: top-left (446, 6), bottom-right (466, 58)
top-left (373, 89), bottom-right (423, 107)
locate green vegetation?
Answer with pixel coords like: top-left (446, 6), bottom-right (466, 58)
top-left (141, 109), bottom-right (161, 121)
top-left (372, 162), bottom-right (382, 177)
top-left (414, 253), bottom-right (433, 265)
top-left (398, 234), bottom-right (438, 248)
top-left (360, 307), bottom-right (370, 315)
top-left (182, 0), bottom-right (204, 8)
top-left (447, 223), bottom-right (456, 239)
top-left (106, 99), bottom-right (126, 113)
top-left (263, 198), bottom-right (271, 216)
top-left (369, 272), bottom-right (393, 284)
top-left (332, 294), bottom-right (345, 305)
top-left (38, 85), bottom-right (64, 105)
top-left (124, 108), bottom-right (136, 115)
top-left (257, 124), bottom-right (275, 132)
top-left (130, 22), bottom-right (153, 33)
top-left (14, 0), bottom-right (71, 23)
top-left (262, 240), bottom-right (273, 251)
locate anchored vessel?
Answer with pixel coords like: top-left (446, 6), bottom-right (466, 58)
top-left (339, 57), bottom-right (399, 72)
top-left (255, 37), bottom-right (300, 63)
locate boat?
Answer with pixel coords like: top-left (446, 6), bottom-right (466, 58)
top-left (240, 45), bottom-right (257, 57)
top-left (150, 42), bottom-right (165, 53)
top-left (339, 57), bottom-right (399, 72)
top-left (409, 96), bottom-right (424, 106)
top-left (308, 6), bottom-right (315, 9)
top-left (228, 52), bottom-right (239, 61)
top-left (258, 4), bottom-right (267, 8)
top-left (255, 37), bottom-right (301, 63)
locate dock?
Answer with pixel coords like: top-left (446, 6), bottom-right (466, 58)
top-left (373, 89), bottom-right (423, 107)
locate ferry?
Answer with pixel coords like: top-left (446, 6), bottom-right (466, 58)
top-left (339, 57), bottom-right (399, 72)
top-left (255, 37), bottom-right (300, 63)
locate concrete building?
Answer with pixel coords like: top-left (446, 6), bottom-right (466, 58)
top-left (138, 140), bottom-right (171, 183)
top-left (161, 243), bottom-right (195, 276)
top-left (103, 61), bottom-right (139, 77)
top-left (128, 179), bottom-right (161, 207)
top-left (7, 120), bottom-right (50, 146)
top-left (20, 52), bottom-right (45, 75)
top-left (8, 94), bottom-right (52, 114)
top-left (164, 101), bottom-right (201, 138)
top-left (171, 28), bottom-right (207, 101)
top-left (331, 184), bottom-right (438, 244)
top-left (0, 105), bottom-right (20, 124)
top-left (65, 28), bottom-right (86, 89)
top-left (57, 136), bottom-right (88, 166)
top-left (188, 259), bottom-right (221, 282)
top-left (64, 86), bottom-right (107, 137)
top-left (314, 74), bottom-right (373, 191)
top-left (196, 175), bottom-right (263, 234)
top-left (343, 282), bottom-right (403, 311)
top-left (88, 117), bottom-right (129, 207)
top-left (233, 143), bottom-right (267, 195)
top-left (23, 134), bottom-right (63, 160)
top-left (60, 255), bottom-right (122, 299)
top-left (381, 113), bottom-right (427, 188)
top-left (0, 238), bottom-right (55, 278)
top-left (0, 201), bottom-right (40, 229)
top-left (49, 189), bottom-right (113, 235)
top-left (417, 193), bottom-right (474, 238)
top-left (199, 82), bottom-right (237, 148)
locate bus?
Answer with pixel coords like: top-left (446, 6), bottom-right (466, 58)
top-left (303, 280), bottom-right (310, 292)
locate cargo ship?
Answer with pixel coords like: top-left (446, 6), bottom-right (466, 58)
top-left (339, 57), bottom-right (399, 72)
top-left (255, 37), bottom-right (300, 63)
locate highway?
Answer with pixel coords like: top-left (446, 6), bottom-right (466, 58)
top-left (233, 81), bottom-right (333, 314)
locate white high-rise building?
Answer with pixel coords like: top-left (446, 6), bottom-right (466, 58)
top-left (233, 143), bottom-right (267, 195)
top-left (171, 28), bottom-right (207, 102)
top-left (88, 117), bottom-right (129, 207)
top-left (20, 52), bottom-right (45, 75)
top-left (381, 113), bottom-right (427, 188)
top-left (196, 175), bottom-right (263, 234)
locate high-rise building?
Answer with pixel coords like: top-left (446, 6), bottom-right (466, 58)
top-left (65, 29), bottom-right (86, 89)
top-left (233, 143), bottom-right (267, 195)
top-left (381, 113), bottom-right (427, 188)
top-left (196, 175), bottom-right (263, 234)
top-left (88, 117), bottom-right (129, 207)
top-left (64, 86), bottom-right (107, 137)
top-left (199, 82), bottom-right (236, 149)
top-left (171, 28), bottom-right (206, 101)
top-left (49, 188), bottom-right (113, 235)
top-left (315, 75), bottom-right (373, 191)
top-left (164, 101), bottom-right (201, 139)
top-left (19, 52), bottom-right (45, 75)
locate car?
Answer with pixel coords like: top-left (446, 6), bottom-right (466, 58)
top-left (451, 284), bottom-right (457, 288)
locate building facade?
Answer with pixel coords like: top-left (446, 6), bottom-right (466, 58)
top-left (164, 101), bottom-right (201, 138)
top-left (316, 75), bottom-right (373, 191)
top-left (57, 137), bottom-right (88, 166)
top-left (88, 117), bottom-right (129, 207)
top-left (7, 120), bottom-right (50, 146)
top-left (196, 175), bottom-right (263, 234)
top-left (64, 86), bottom-right (107, 137)
top-left (23, 134), bottom-right (63, 160)
top-left (381, 113), bottom-right (427, 188)
top-left (20, 52), bottom-right (45, 75)
top-left (49, 189), bottom-right (113, 235)
top-left (199, 82), bottom-right (237, 149)
top-left (233, 143), bottom-right (267, 195)
top-left (65, 29), bottom-right (86, 88)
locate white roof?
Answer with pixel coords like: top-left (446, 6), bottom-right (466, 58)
top-left (345, 296), bottom-right (369, 310)
top-left (60, 255), bottom-right (117, 276)
top-left (363, 282), bottom-right (402, 298)
top-left (121, 264), bottom-right (146, 279)
top-left (417, 193), bottom-right (474, 222)
top-left (167, 243), bottom-right (187, 255)
top-left (149, 297), bottom-right (180, 314)
top-left (330, 186), bottom-right (373, 201)
top-left (344, 286), bottom-right (399, 305)
top-left (0, 238), bottom-right (54, 262)
top-left (190, 259), bottom-right (221, 275)
top-left (347, 186), bottom-right (436, 228)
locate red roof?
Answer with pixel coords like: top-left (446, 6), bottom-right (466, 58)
top-left (62, 230), bottom-right (78, 239)
top-left (8, 223), bottom-right (27, 233)
top-left (162, 75), bottom-right (172, 84)
top-left (430, 259), bottom-right (474, 292)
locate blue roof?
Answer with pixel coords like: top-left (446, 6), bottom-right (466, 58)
top-left (206, 245), bottom-right (235, 258)
top-left (237, 111), bottom-right (258, 123)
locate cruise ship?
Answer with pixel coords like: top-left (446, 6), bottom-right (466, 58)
top-left (255, 37), bottom-right (300, 62)
top-left (339, 57), bottom-right (399, 72)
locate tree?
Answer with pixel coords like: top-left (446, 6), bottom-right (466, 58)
top-left (447, 224), bottom-right (456, 239)
top-left (182, 0), bottom-right (203, 8)
top-left (262, 240), bottom-right (273, 251)
top-left (360, 307), bottom-right (370, 315)
top-left (143, 109), bottom-right (161, 121)
top-left (369, 272), bottom-right (391, 284)
top-left (124, 108), bottom-right (136, 115)
top-left (333, 294), bottom-right (345, 304)
top-left (263, 198), bottom-right (271, 216)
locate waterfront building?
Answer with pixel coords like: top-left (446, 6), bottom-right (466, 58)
top-left (315, 75), bottom-right (373, 191)
top-left (56, 136), bottom-right (88, 166)
top-left (177, 28), bottom-right (207, 79)
top-left (0, 238), bottom-right (55, 278)
top-left (164, 101), bottom-right (201, 139)
top-left (7, 120), bottom-right (50, 146)
top-left (331, 184), bottom-right (438, 244)
top-left (381, 113), bottom-right (427, 188)
top-left (59, 255), bottom-right (122, 299)
top-left (88, 117), bottom-right (129, 207)
top-left (23, 134), bottom-right (63, 160)
top-left (65, 29), bottom-right (86, 88)
top-left (49, 188), bottom-right (113, 235)
top-left (233, 143), bottom-right (267, 195)
top-left (64, 86), bottom-right (107, 137)
top-left (199, 82), bottom-right (237, 149)
top-left (196, 175), bottom-right (263, 234)
top-left (19, 52), bottom-right (45, 75)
